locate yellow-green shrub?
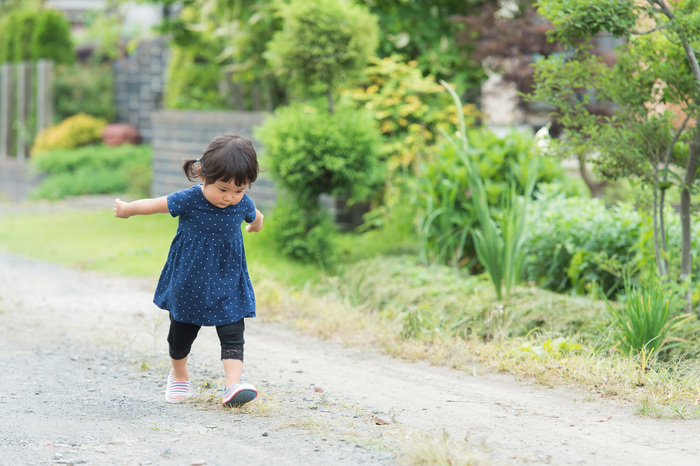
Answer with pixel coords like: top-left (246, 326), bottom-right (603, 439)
top-left (31, 113), bottom-right (107, 155)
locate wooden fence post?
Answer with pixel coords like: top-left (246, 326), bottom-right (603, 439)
top-left (15, 62), bottom-right (32, 160)
top-left (0, 63), bottom-right (13, 159)
top-left (36, 60), bottom-right (53, 135)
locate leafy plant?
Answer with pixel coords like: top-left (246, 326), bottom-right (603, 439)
top-left (30, 9), bottom-right (74, 64)
top-left (606, 275), bottom-right (693, 356)
top-left (256, 102), bottom-right (382, 262)
top-left (53, 63), bottom-right (116, 122)
top-left (30, 144), bottom-right (152, 199)
top-left (265, 0), bottom-right (378, 113)
top-left (31, 113), bottom-right (107, 155)
top-left (524, 192), bottom-right (644, 297)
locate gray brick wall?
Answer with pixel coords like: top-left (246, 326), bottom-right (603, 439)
top-left (113, 38), bottom-right (169, 143)
top-left (150, 110), bottom-right (277, 210)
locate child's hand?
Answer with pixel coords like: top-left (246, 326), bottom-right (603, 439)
top-left (114, 198), bottom-right (130, 218)
top-left (246, 209), bottom-right (264, 233)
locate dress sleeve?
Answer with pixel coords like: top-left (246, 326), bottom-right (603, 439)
top-left (243, 194), bottom-right (257, 223)
top-left (167, 187), bottom-right (194, 217)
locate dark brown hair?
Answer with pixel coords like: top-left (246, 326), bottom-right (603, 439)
top-left (182, 134), bottom-right (260, 186)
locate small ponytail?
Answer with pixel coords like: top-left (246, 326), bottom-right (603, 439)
top-left (182, 158), bottom-right (200, 181)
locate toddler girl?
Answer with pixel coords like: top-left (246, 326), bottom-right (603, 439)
top-left (114, 134), bottom-right (264, 407)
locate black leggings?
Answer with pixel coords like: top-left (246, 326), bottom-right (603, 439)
top-left (167, 314), bottom-right (245, 362)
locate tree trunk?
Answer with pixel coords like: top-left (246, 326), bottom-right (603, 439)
top-left (577, 154), bottom-right (607, 199)
top-left (327, 88), bottom-right (335, 115)
top-left (681, 122), bottom-right (700, 313)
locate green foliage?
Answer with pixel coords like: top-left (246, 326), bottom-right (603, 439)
top-left (344, 56), bottom-right (480, 171)
top-left (437, 82), bottom-right (539, 300)
top-left (265, 0), bottom-right (378, 107)
top-left (256, 103), bottom-right (383, 202)
top-left (53, 63), bottom-right (116, 122)
top-left (606, 275), bottom-right (693, 356)
top-left (271, 198), bottom-right (335, 264)
top-left (31, 144), bottom-right (152, 200)
top-left (417, 129), bottom-right (565, 268)
top-left (10, 9), bottom-right (36, 62)
top-left (357, 0), bottom-right (486, 90)
top-left (31, 9), bottom-right (74, 64)
top-left (31, 113), bottom-right (107, 155)
top-left (524, 192), bottom-right (643, 296)
top-left (164, 46), bottom-right (228, 110)
top-left (256, 102), bottom-right (383, 261)
top-left (537, 0), bottom-right (638, 43)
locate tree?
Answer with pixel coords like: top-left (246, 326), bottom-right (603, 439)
top-left (529, 0), bottom-right (700, 311)
top-left (356, 0), bottom-right (487, 96)
top-left (264, 0), bottom-right (378, 114)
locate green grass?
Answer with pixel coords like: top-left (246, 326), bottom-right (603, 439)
top-left (0, 207), bottom-right (323, 287)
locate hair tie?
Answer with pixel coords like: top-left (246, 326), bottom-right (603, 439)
top-left (195, 159), bottom-right (201, 163)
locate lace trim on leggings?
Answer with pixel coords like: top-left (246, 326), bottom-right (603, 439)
top-left (169, 345), bottom-right (191, 361)
top-left (221, 344), bottom-right (244, 362)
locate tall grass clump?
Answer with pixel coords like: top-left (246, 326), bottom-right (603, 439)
top-left (606, 275), bottom-right (693, 356)
top-left (438, 81), bottom-right (538, 300)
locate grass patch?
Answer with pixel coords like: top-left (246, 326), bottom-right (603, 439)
top-left (2, 201), bottom-right (700, 420)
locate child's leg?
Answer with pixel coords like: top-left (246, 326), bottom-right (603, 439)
top-left (215, 318), bottom-right (245, 388)
top-left (167, 314), bottom-right (201, 381)
top-left (216, 319), bottom-right (256, 406)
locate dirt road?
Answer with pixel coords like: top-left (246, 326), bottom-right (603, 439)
top-left (1, 252), bottom-right (700, 465)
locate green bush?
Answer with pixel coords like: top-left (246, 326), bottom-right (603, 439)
top-left (53, 63), bottom-right (116, 122)
top-left (416, 128), bottom-right (568, 268)
top-left (164, 47), bottom-right (228, 110)
top-left (31, 144), bottom-right (152, 200)
top-left (257, 103), bottom-right (383, 201)
top-left (31, 9), bottom-right (74, 64)
top-left (31, 113), bottom-right (107, 155)
top-left (256, 102), bottom-right (383, 261)
top-left (265, 0), bottom-right (378, 110)
top-left (524, 191), bottom-right (643, 296)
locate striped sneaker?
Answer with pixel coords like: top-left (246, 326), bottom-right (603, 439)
top-left (165, 370), bottom-right (191, 403)
top-left (222, 383), bottom-right (257, 407)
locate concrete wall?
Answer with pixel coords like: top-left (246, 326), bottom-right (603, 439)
top-left (150, 110), bottom-right (276, 210)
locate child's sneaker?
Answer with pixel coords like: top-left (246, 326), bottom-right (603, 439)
top-left (165, 370), bottom-right (191, 403)
top-left (222, 383), bottom-right (257, 407)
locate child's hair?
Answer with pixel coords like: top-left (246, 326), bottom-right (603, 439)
top-left (182, 134), bottom-right (260, 186)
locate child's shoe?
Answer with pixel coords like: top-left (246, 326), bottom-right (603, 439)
top-left (165, 370), bottom-right (191, 403)
top-left (222, 383), bottom-right (257, 407)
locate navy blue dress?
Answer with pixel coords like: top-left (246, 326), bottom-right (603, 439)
top-left (153, 185), bottom-right (257, 326)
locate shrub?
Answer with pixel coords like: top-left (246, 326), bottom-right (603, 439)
top-left (416, 128), bottom-right (567, 268)
top-left (164, 47), bottom-right (228, 110)
top-left (31, 113), bottom-right (107, 155)
top-left (344, 56), bottom-right (479, 171)
top-left (31, 144), bottom-right (152, 199)
top-left (53, 63), bottom-right (116, 122)
top-left (524, 191), bottom-right (643, 296)
top-left (257, 103), bottom-right (383, 202)
top-left (31, 9), bottom-right (74, 64)
top-left (256, 102), bottom-right (383, 261)
top-left (265, 0), bottom-right (378, 111)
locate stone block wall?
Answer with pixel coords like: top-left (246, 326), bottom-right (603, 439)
top-left (113, 38), bottom-right (169, 143)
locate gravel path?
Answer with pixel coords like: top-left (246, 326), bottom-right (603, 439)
top-left (2, 198), bottom-right (700, 465)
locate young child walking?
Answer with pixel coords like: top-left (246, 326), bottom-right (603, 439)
top-left (114, 134), bottom-right (264, 407)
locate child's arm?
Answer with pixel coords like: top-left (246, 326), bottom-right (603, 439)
top-left (245, 209), bottom-right (264, 233)
top-left (114, 197), bottom-right (169, 219)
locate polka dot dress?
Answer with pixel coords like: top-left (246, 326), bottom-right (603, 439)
top-left (153, 185), bottom-right (257, 326)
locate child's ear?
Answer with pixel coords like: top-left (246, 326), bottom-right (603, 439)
top-left (198, 167), bottom-right (205, 182)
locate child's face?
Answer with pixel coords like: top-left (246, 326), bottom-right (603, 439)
top-left (200, 178), bottom-right (249, 209)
